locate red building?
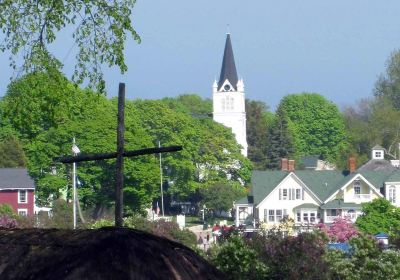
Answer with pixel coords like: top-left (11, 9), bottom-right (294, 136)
top-left (0, 168), bottom-right (35, 216)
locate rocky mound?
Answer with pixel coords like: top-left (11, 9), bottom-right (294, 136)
top-left (0, 227), bottom-right (223, 280)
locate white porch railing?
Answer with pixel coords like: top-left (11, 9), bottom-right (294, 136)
top-left (326, 214), bottom-right (357, 223)
top-left (353, 194), bottom-right (371, 200)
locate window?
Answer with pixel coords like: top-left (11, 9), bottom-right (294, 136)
top-left (296, 189), bottom-right (301, 200)
top-left (18, 209), bottom-right (27, 216)
top-left (269, 210), bottom-right (275, 222)
top-left (282, 189), bottom-right (288, 200)
top-left (226, 97), bottom-right (234, 110)
top-left (303, 212), bottom-right (309, 222)
top-left (354, 180), bottom-right (361, 195)
top-left (375, 151), bottom-right (382, 158)
top-left (296, 212), bottom-right (301, 222)
top-left (310, 212), bottom-right (316, 223)
top-left (276, 210), bottom-right (283, 221)
top-left (330, 209), bottom-right (337, 216)
top-left (389, 186), bottom-right (396, 204)
top-left (221, 99), bottom-right (226, 111)
top-left (18, 190), bottom-right (27, 203)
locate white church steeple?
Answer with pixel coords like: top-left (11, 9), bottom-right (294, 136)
top-left (212, 33), bottom-right (248, 157)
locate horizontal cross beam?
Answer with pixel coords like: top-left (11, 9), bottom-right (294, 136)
top-left (55, 146), bottom-right (183, 164)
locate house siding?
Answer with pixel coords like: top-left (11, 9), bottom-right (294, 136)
top-left (257, 176), bottom-right (320, 225)
top-left (0, 190), bottom-right (34, 215)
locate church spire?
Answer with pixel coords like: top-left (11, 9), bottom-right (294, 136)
top-left (218, 33), bottom-right (238, 91)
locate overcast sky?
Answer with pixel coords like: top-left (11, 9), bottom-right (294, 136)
top-left (1, 0), bottom-right (400, 111)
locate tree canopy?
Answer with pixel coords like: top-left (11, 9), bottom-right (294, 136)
top-left (0, 0), bottom-right (140, 92)
top-left (356, 198), bottom-right (400, 237)
top-left (276, 93), bottom-right (347, 162)
top-left (1, 73), bottom-right (251, 213)
top-left (375, 49), bottom-right (400, 109)
top-left (246, 100), bottom-right (273, 170)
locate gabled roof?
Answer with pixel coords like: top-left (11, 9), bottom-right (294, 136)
top-left (357, 159), bottom-right (397, 172)
top-left (0, 168), bottom-right (34, 190)
top-left (372, 145), bottom-right (385, 150)
top-left (244, 169), bottom-right (400, 206)
top-left (294, 170), bottom-right (346, 201)
top-left (218, 33), bottom-right (238, 91)
top-left (251, 170), bottom-right (287, 204)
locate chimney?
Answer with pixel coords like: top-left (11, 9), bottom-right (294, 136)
top-left (288, 160), bottom-right (295, 172)
top-left (348, 157), bottom-right (357, 173)
top-left (281, 158), bottom-right (288, 171)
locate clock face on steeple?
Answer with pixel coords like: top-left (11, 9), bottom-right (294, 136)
top-left (224, 84), bottom-right (231, 91)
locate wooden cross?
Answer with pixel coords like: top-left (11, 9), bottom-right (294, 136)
top-left (57, 83), bottom-right (182, 227)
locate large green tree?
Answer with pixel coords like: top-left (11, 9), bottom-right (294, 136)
top-left (375, 49), bottom-right (400, 109)
top-left (356, 198), bottom-right (400, 237)
top-left (267, 107), bottom-right (295, 169)
top-left (0, 0), bottom-right (140, 91)
top-left (0, 137), bottom-right (26, 167)
top-left (277, 93), bottom-right (347, 162)
top-left (343, 97), bottom-right (400, 165)
top-left (2, 73), bottom-right (251, 213)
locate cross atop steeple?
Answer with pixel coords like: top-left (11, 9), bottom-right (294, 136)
top-left (218, 33), bottom-right (238, 91)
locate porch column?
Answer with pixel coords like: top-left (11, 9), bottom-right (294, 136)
top-left (235, 206), bottom-right (239, 227)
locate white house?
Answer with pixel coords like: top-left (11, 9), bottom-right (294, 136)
top-left (235, 150), bottom-right (400, 231)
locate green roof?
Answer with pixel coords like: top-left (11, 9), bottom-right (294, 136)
top-left (384, 171), bottom-right (400, 183)
top-left (320, 200), bottom-right (361, 209)
top-left (236, 196), bottom-right (250, 204)
top-left (249, 169), bottom-right (400, 206)
top-left (293, 203), bottom-right (319, 210)
top-left (294, 170), bottom-right (347, 201)
top-left (251, 170), bottom-right (288, 204)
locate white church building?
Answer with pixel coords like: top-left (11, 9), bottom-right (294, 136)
top-left (212, 34), bottom-right (248, 157)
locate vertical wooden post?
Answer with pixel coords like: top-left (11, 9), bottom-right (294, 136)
top-left (115, 83), bottom-right (125, 227)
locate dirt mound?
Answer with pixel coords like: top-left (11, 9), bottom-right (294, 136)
top-left (0, 227), bottom-right (223, 280)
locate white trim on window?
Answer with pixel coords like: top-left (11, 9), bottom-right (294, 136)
top-left (389, 186), bottom-right (396, 204)
top-left (18, 190), bottom-right (28, 204)
top-left (18, 209), bottom-right (28, 216)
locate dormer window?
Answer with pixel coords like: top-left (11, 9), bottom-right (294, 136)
top-left (371, 145), bottom-right (385, 159)
top-left (224, 84), bottom-right (231, 91)
top-left (354, 179), bottom-right (361, 195)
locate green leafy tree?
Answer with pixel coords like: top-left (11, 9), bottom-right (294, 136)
top-left (200, 183), bottom-right (244, 215)
top-left (356, 198), bottom-right (400, 237)
top-left (162, 94), bottom-right (212, 116)
top-left (246, 100), bottom-right (273, 170)
top-left (2, 71), bottom-right (95, 139)
top-left (374, 49), bottom-right (400, 109)
top-left (326, 235), bottom-right (400, 280)
top-left (209, 235), bottom-right (269, 280)
top-left (0, 137), bottom-right (26, 167)
top-left (134, 99), bottom-right (251, 199)
top-left (0, 0), bottom-right (140, 91)
top-left (343, 97), bottom-right (400, 164)
top-left (276, 93), bottom-right (347, 163)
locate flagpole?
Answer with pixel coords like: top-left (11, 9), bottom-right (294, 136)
top-left (72, 138), bottom-right (77, 229)
top-left (72, 138), bottom-right (81, 229)
top-left (159, 141), bottom-right (164, 217)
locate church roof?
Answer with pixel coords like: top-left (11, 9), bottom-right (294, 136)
top-left (218, 33), bottom-right (238, 91)
top-left (372, 145), bottom-right (385, 150)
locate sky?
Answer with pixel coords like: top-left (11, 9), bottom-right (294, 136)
top-left (1, 0), bottom-right (400, 111)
